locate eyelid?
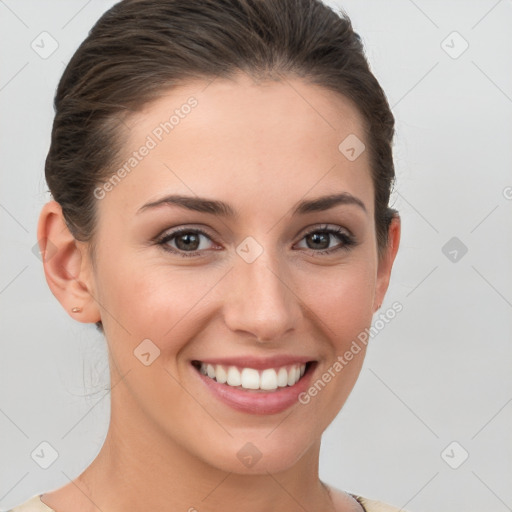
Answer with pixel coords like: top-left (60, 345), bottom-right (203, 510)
top-left (155, 224), bottom-right (218, 241)
top-left (299, 223), bottom-right (352, 237)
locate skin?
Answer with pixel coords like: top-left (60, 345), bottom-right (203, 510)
top-left (38, 73), bottom-right (400, 512)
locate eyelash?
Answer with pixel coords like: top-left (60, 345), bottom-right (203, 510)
top-left (155, 224), bottom-right (357, 258)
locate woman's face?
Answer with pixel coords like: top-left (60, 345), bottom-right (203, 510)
top-left (70, 73), bottom-right (399, 474)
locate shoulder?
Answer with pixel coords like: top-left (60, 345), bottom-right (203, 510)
top-left (350, 494), bottom-right (407, 512)
top-left (7, 494), bottom-right (55, 512)
top-left (326, 484), bottom-right (406, 512)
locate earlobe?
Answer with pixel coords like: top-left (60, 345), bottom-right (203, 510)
top-left (37, 201), bottom-right (101, 324)
top-left (373, 215), bottom-right (401, 313)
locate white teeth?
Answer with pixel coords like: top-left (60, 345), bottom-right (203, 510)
top-left (241, 368), bottom-right (260, 389)
top-left (277, 367), bottom-right (288, 387)
top-left (216, 365), bottom-right (227, 383)
top-left (287, 366), bottom-right (297, 386)
top-left (260, 368), bottom-right (278, 390)
top-left (227, 366), bottom-right (241, 386)
top-left (198, 362), bottom-right (307, 391)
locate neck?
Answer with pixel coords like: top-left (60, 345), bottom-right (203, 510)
top-left (71, 382), bottom-right (336, 512)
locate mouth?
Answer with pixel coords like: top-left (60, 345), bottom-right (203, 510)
top-left (191, 360), bottom-right (316, 393)
top-left (191, 357), bottom-right (319, 414)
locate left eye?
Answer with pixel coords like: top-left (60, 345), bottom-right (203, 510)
top-left (295, 226), bottom-right (355, 253)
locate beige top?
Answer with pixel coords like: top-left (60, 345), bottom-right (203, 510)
top-left (8, 493), bottom-right (405, 512)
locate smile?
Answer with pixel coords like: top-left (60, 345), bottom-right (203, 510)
top-left (191, 356), bottom-right (318, 414)
top-left (192, 361), bottom-right (311, 392)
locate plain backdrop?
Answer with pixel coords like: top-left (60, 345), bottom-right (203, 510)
top-left (1, 1), bottom-right (511, 511)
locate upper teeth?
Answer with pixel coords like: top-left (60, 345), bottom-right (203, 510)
top-left (199, 362), bottom-right (306, 391)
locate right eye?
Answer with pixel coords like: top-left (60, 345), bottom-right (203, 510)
top-left (156, 227), bottom-right (219, 257)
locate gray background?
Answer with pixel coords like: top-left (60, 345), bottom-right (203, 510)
top-left (1, 1), bottom-right (511, 511)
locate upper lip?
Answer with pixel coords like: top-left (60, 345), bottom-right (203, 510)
top-left (192, 355), bottom-right (316, 370)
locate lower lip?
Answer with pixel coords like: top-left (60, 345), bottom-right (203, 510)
top-left (192, 362), bottom-right (317, 415)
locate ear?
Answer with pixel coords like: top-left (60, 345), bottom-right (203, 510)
top-left (37, 200), bottom-right (101, 324)
top-left (373, 215), bottom-right (401, 312)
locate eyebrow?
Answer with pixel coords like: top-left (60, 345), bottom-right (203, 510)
top-left (137, 192), bottom-right (367, 217)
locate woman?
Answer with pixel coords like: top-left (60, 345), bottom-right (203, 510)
top-left (11, 0), bottom-right (403, 510)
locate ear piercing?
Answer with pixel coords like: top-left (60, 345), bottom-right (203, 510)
top-left (71, 306), bottom-right (82, 313)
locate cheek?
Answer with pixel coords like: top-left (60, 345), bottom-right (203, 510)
top-left (294, 263), bottom-right (376, 424)
top-left (95, 256), bottom-right (224, 350)
top-left (298, 259), bottom-right (376, 347)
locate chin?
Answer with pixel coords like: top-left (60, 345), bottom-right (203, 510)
top-left (192, 430), bottom-right (318, 476)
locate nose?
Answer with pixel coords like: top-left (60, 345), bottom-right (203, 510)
top-left (223, 247), bottom-right (302, 343)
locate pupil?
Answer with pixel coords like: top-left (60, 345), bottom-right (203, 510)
top-left (177, 233), bottom-right (199, 251)
top-left (309, 232), bottom-right (329, 249)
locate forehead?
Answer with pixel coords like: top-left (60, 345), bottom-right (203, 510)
top-left (99, 73), bottom-right (374, 220)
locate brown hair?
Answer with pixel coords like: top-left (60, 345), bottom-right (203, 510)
top-left (45, 0), bottom-right (398, 329)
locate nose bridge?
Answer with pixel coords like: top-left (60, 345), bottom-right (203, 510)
top-left (224, 239), bottom-right (301, 341)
